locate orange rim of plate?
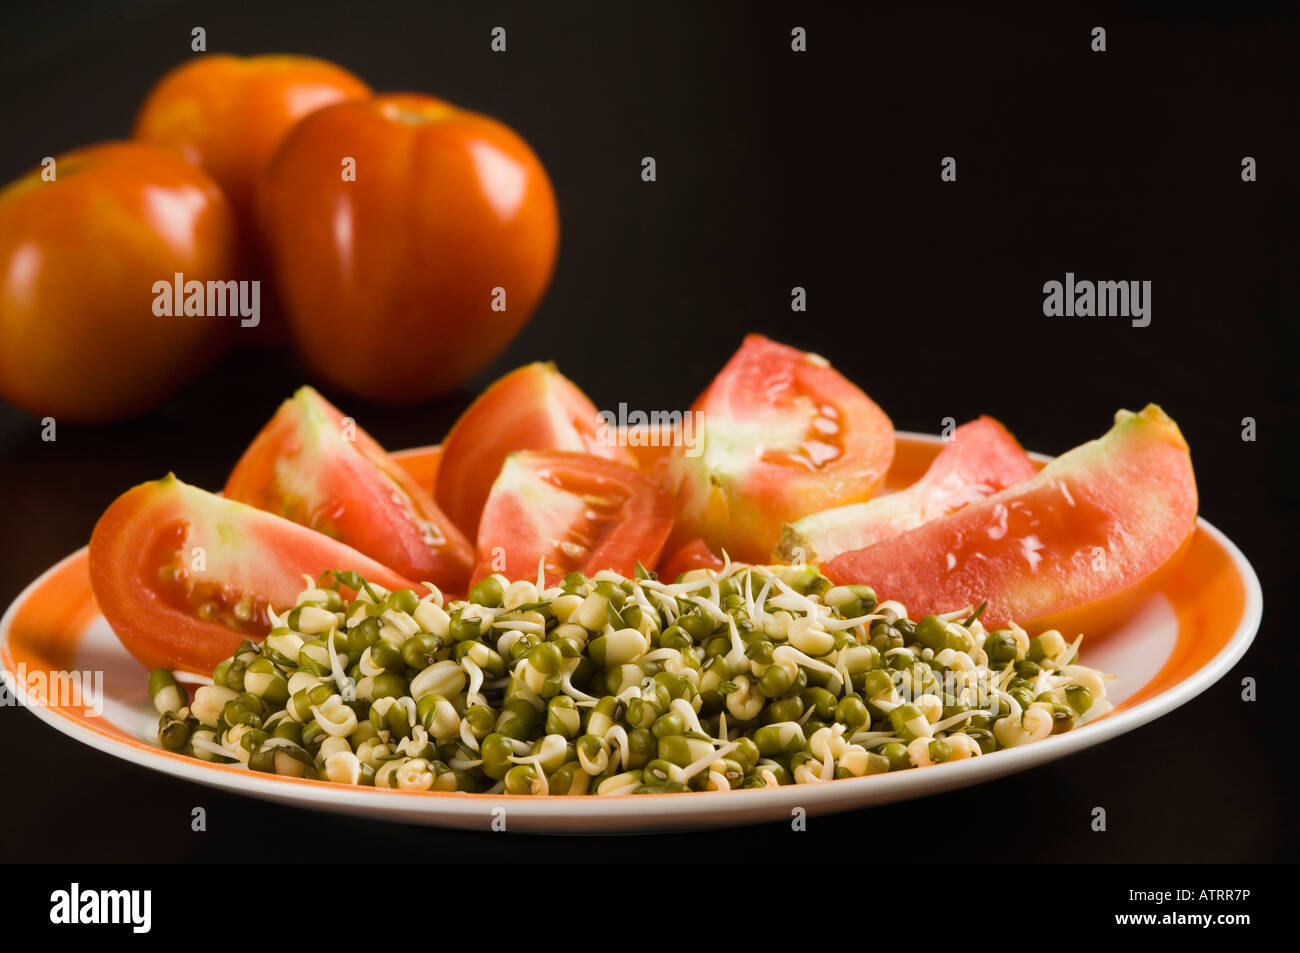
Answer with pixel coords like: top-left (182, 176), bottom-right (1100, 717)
top-left (0, 436), bottom-right (1263, 802)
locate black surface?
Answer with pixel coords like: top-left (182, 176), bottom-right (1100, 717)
top-left (1, 1), bottom-right (1295, 863)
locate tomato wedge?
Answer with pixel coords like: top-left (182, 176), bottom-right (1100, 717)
top-left (471, 450), bottom-right (673, 587)
top-left (778, 416), bottom-right (1038, 562)
top-left (435, 363), bottom-right (636, 539)
top-left (225, 387), bottom-right (472, 592)
top-left (655, 538), bottom-right (725, 583)
top-left (89, 475), bottom-right (416, 674)
top-left (671, 335), bottom-right (894, 562)
top-left (822, 405), bottom-right (1198, 634)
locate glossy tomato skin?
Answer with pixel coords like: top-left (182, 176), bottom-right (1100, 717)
top-left (225, 386), bottom-right (473, 592)
top-left (472, 450), bottom-right (674, 588)
top-left (257, 94), bottom-right (560, 402)
top-left (671, 335), bottom-right (894, 562)
top-left (436, 363), bottom-right (636, 539)
top-left (89, 475), bottom-right (415, 674)
top-left (0, 143), bottom-right (239, 422)
top-left (655, 538), bottom-right (724, 583)
top-left (133, 54), bottom-right (370, 238)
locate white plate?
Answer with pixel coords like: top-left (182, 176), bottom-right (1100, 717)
top-left (0, 439), bottom-right (1262, 832)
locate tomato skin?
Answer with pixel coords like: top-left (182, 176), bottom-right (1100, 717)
top-left (0, 142), bottom-right (238, 422)
top-left (471, 450), bottom-right (674, 588)
top-left (133, 54), bottom-right (370, 239)
top-left (224, 387), bottom-right (473, 592)
top-left (257, 93), bottom-right (560, 402)
top-left (656, 538), bottom-right (724, 583)
top-left (436, 363), bottom-right (636, 539)
top-left (778, 416), bottom-right (1038, 562)
top-left (671, 335), bottom-right (895, 562)
top-left (822, 405), bottom-right (1198, 634)
top-left (89, 475), bottom-right (415, 674)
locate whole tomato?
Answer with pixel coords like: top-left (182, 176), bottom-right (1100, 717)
top-left (257, 93), bottom-right (560, 402)
top-left (0, 142), bottom-right (240, 422)
top-left (133, 54), bottom-right (370, 238)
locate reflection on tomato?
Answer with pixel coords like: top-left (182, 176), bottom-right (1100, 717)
top-left (0, 142), bottom-right (239, 422)
top-left (134, 54), bottom-right (370, 239)
top-left (257, 93), bottom-right (560, 402)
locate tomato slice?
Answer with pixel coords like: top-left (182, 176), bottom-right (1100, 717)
top-left (225, 387), bottom-right (472, 592)
top-left (655, 538), bottom-right (725, 583)
top-left (435, 363), bottom-right (636, 539)
top-left (472, 450), bottom-right (673, 587)
top-left (821, 405), bottom-right (1198, 634)
top-left (778, 416), bottom-right (1038, 562)
top-left (671, 335), bottom-right (894, 562)
top-left (89, 475), bottom-right (416, 673)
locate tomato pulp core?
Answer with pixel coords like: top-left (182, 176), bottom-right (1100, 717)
top-left (148, 521), bottom-right (273, 635)
top-left (759, 401), bottom-right (845, 470)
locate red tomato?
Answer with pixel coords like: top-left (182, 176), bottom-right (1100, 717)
top-left (436, 363), bottom-right (636, 539)
top-left (224, 387), bottom-right (473, 591)
top-left (0, 142), bottom-right (238, 422)
top-left (822, 405), bottom-right (1198, 635)
top-left (472, 451), bottom-right (674, 587)
top-left (671, 335), bottom-right (895, 562)
top-left (133, 54), bottom-right (370, 240)
top-left (257, 93), bottom-right (560, 402)
top-left (779, 416), bottom-right (1038, 562)
top-left (656, 538), bottom-right (724, 582)
top-left (89, 475), bottom-right (416, 673)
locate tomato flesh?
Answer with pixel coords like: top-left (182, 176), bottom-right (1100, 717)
top-left (671, 335), bottom-right (894, 562)
top-left (225, 387), bottom-right (473, 592)
top-left (471, 450), bottom-right (673, 587)
top-left (779, 416), bottom-right (1038, 562)
top-left (436, 363), bottom-right (636, 539)
top-left (89, 475), bottom-right (415, 673)
top-left (656, 538), bottom-right (725, 583)
top-left (822, 405), bottom-right (1198, 634)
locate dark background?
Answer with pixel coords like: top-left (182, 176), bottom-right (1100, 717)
top-left (1, 1), bottom-right (1295, 863)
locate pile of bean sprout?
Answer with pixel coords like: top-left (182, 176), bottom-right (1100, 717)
top-left (148, 560), bottom-right (1111, 794)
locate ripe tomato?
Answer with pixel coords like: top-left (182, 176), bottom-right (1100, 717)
top-left (822, 405), bottom-right (1198, 634)
top-left (472, 451), bottom-right (674, 587)
top-left (89, 475), bottom-right (416, 673)
top-left (0, 142), bottom-right (239, 422)
top-left (133, 54), bottom-right (370, 239)
top-left (257, 93), bottom-right (560, 402)
top-left (671, 335), bottom-right (895, 562)
top-left (224, 386), bottom-right (473, 591)
top-left (436, 362), bottom-right (636, 539)
top-left (656, 538), bottom-right (724, 583)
